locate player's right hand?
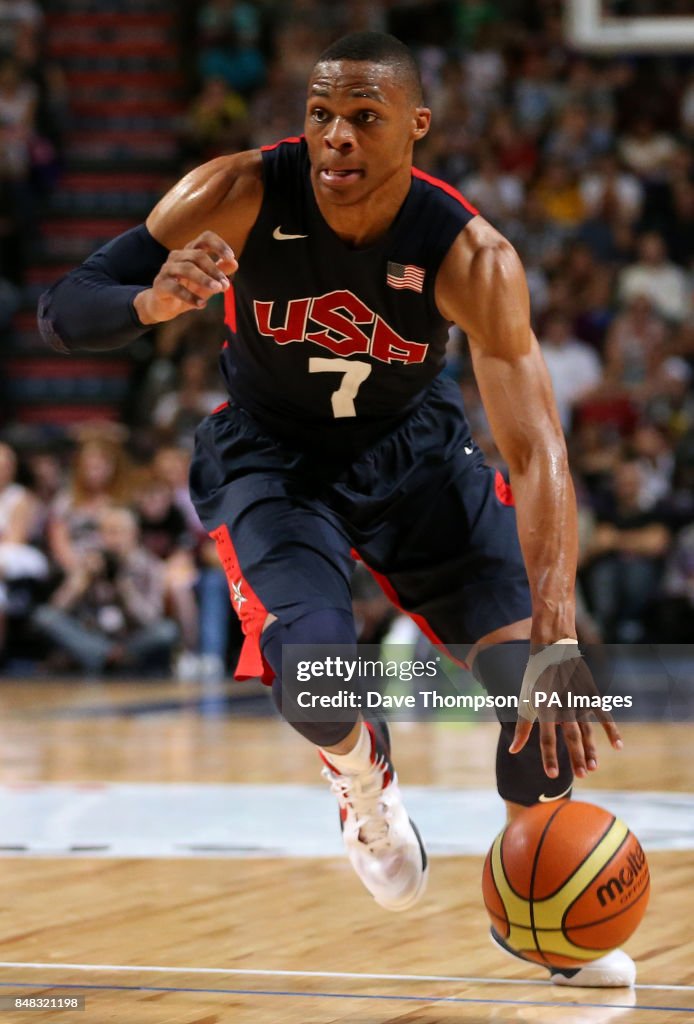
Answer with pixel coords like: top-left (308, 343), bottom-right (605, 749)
top-left (135, 231), bottom-right (238, 324)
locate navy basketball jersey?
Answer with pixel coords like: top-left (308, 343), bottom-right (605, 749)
top-left (220, 137), bottom-right (477, 452)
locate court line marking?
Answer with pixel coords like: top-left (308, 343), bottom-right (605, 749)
top-left (0, 961), bottom-right (691, 993)
top-left (0, 981), bottom-right (691, 1014)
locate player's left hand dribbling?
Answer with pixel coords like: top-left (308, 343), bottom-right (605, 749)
top-left (509, 642), bottom-right (623, 779)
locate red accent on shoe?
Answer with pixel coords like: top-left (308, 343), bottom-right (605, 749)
top-left (363, 721), bottom-right (393, 789)
top-left (318, 749), bottom-right (340, 774)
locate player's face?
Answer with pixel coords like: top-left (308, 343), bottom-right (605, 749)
top-left (305, 61), bottom-right (430, 206)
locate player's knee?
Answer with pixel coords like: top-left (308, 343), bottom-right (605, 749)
top-left (263, 608), bottom-right (358, 747)
top-left (261, 608), bottom-right (357, 667)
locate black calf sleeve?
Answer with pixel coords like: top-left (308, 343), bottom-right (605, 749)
top-left (473, 641), bottom-right (573, 805)
top-left (262, 609), bottom-right (358, 747)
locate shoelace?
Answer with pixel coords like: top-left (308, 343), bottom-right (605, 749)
top-left (322, 754), bottom-right (392, 852)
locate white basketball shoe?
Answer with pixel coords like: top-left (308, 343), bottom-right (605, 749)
top-left (320, 720), bottom-right (428, 912)
top-left (490, 928), bottom-right (636, 987)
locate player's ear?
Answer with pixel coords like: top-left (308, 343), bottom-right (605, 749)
top-left (412, 107), bottom-right (431, 142)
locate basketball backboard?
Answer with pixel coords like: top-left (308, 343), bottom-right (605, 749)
top-left (566, 0), bottom-right (694, 52)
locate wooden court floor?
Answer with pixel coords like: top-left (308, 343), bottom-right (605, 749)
top-left (0, 678), bottom-right (691, 1024)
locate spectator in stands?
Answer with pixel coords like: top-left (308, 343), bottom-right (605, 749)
top-left (15, 22), bottom-right (69, 180)
top-left (24, 448), bottom-right (64, 549)
top-left (654, 523), bottom-right (694, 641)
top-left (0, 261), bottom-right (20, 327)
top-left (0, 51), bottom-right (39, 256)
top-left (34, 506), bottom-right (177, 676)
top-left (487, 109), bottom-right (537, 184)
top-left (618, 232), bottom-right (691, 324)
top-left (152, 444), bottom-right (202, 536)
top-left (579, 150), bottom-right (644, 224)
top-left (460, 148), bottom-right (524, 230)
top-left (560, 241), bottom-right (603, 314)
top-left (663, 178), bottom-right (694, 271)
top-left (248, 62), bottom-right (306, 149)
top-left (0, 0), bottom-right (42, 54)
top-left (196, 0), bottom-right (266, 96)
top-left (572, 269), bottom-right (614, 350)
top-left (508, 189), bottom-right (565, 273)
top-left (646, 356), bottom-right (694, 441)
top-left (618, 114), bottom-right (677, 185)
top-left (682, 71), bottom-right (694, 140)
top-left (564, 57), bottom-right (615, 120)
top-left (48, 436), bottom-right (132, 574)
top-left (543, 103), bottom-right (605, 173)
top-left (181, 76), bottom-right (248, 162)
top-left (570, 420), bottom-right (622, 507)
top-left (539, 310), bottom-right (603, 432)
top-left (603, 294), bottom-right (667, 396)
top-left (533, 157), bottom-right (585, 229)
top-left (512, 49), bottom-right (564, 133)
top-left (133, 465), bottom-right (201, 679)
top-left (0, 440), bottom-right (48, 660)
top-left (463, 23), bottom-right (506, 112)
top-left (153, 351), bottom-right (227, 450)
top-left (0, 54), bottom-right (37, 181)
top-left (0, 171), bottom-right (24, 285)
top-left (151, 445), bottom-right (232, 682)
top-left (630, 422), bottom-right (675, 509)
top-left (582, 456), bottom-right (670, 642)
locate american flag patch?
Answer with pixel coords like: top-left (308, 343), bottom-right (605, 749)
top-left (386, 261), bottom-right (425, 293)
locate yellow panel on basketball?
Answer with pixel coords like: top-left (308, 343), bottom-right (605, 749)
top-left (481, 800), bottom-right (650, 968)
top-left (481, 839), bottom-right (509, 939)
top-left (532, 801), bottom-right (620, 899)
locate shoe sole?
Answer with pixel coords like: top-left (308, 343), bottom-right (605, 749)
top-left (374, 862), bottom-right (429, 913)
top-left (373, 819), bottom-right (429, 913)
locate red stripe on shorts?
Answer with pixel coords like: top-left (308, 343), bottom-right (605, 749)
top-left (351, 549), bottom-right (469, 670)
top-left (494, 470), bottom-right (515, 507)
top-left (210, 524), bottom-right (274, 684)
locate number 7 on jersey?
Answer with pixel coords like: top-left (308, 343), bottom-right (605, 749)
top-left (309, 357), bottom-right (372, 418)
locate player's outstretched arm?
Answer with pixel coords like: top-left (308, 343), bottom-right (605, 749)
top-left (38, 152), bottom-right (263, 353)
top-left (435, 218), bottom-right (622, 774)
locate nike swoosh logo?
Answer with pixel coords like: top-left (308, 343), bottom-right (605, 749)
top-left (464, 446), bottom-right (473, 455)
top-left (538, 781), bottom-right (573, 803)
top-left (273, 226), bottom-right (308, 241)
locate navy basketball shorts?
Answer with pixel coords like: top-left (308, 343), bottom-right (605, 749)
top-left (189, 377), bottom-right (531, 684)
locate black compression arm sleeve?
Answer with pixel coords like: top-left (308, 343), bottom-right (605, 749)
top-left (37, 224), bottom-right (170, 353)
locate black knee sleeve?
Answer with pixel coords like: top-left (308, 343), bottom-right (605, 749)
top-left (473, 641), bottom-right (573, 806)
top-left (262, 608), bottom-right (358, 747)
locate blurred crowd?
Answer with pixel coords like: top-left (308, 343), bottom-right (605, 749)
top-left (0, 0), bottom-right (68, 301)
top-left (0, 430), bottom-right (234, 679)
top-left (2, 0), bottom-right (693, 676)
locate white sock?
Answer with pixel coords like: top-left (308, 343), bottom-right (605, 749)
top-left (321, 722), bottom-right (373, 775)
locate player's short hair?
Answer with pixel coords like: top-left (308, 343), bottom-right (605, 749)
top-left (315, 31), bottom-right (424, 104)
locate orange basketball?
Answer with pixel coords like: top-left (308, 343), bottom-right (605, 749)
top-left (482, 800), bottom-right (650, 968)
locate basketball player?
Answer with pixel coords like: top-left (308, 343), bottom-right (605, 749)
top-left (38, 33), bottom-right (633, 987)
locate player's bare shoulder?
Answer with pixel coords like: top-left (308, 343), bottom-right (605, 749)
top-left (147, 149), bottom-right (264, 255)
top-left (435, 215), bottom-right (530, 357)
